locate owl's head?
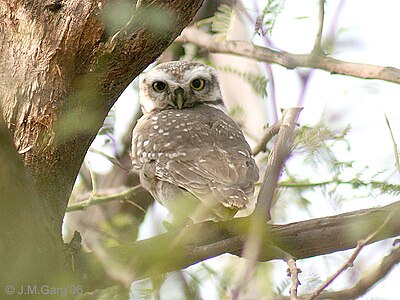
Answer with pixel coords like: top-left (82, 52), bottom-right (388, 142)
top-left (139, 61), bottom-right (225, 114)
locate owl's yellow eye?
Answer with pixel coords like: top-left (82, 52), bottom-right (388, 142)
top-left (152, 81), bottom-right (167, 92)
top-left (190, 78), bottom-right (205, 91)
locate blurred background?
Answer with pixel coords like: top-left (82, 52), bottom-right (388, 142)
top-left (65, 0), bottom-right (400, 298)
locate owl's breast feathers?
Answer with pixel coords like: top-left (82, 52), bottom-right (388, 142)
top-left (131, 105), bottom-right (259, 218)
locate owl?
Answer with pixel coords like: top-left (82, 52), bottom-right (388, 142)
top-left (131, 61), bottom-right (259, 225)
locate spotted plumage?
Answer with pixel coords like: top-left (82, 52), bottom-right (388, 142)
top-left (131, 61), bottom-right (259, 224)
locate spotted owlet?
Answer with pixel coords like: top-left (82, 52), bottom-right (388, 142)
top-left (131, 61), bottom-right (259, 225)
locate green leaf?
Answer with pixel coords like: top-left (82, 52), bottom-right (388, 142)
top-left (217, 65), bottom-right (268, 97)
top-left (211, 4), bottom-right (236, 41)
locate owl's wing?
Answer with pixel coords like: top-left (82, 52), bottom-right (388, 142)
top-left (132, 107), bottom-right (259, 219)
top-left (159, 145), bottom-right (258, 214)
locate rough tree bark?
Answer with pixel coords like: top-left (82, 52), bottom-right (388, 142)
top-left (0, 0), bottom-right (204, 293)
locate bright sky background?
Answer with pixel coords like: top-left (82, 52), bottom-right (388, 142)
top-left (83, 0), bottom-right (400, 298)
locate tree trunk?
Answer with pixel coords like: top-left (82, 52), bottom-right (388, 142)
top-left (0, 0), bottom-right (204, 291)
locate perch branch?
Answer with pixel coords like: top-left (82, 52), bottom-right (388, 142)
top-left (81, 201), bottom-right (400, 290)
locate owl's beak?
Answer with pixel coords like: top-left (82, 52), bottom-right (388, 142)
top-left (173, 87), bottom-right (185, 110)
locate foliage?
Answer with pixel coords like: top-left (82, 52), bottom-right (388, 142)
top-left (211, 4), bottom-right (237, 41)
top-left (253, 0), bottom-right (285, 37)
top-left (217, 65), bottom-right (269, 97)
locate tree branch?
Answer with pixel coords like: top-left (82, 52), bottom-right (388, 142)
top-left (66, 185), bottom-right (143, 212)
top-left (274, 232), bottom-right (400, 299)
top-left (306, 210), bottom-right (396, 300)
top-left (178, 27), bottom-right (400, 84)
top-left (287, 258), bottom-right (301, 300)
top-left (312, 0), bottom-right (325, 54)
top-left (81, 200), bottom-right (400, 290)
top-left (256, 108), bottom-right (303, 220)
top-left (252, 120), bottom-right (282, 156)
top-left (319, 243), bottom-right (400, 299)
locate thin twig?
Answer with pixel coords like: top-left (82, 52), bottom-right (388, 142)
top-left (252, 120), bottom-right (282, 156)
top-left (66, 185), bottom-right (143, 212)
top-left (384, 114), bottom-right (400, 176)
top-left (306, 210), bottom-right (396, 300)
top-left (287, 258), bottom-right (301, 300)
top-left (315, 244), bottom-right (400, 299)
top-left (177, 27), bottom-right (400, 85)
top-left (312, 0), bottom-right (325, 54)
top-left (250, 1), bottom-right (279, 121)
top-left (86, 160), bottom-right (98, 195)
top-left (89, 148), bottom-right (130, 172)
